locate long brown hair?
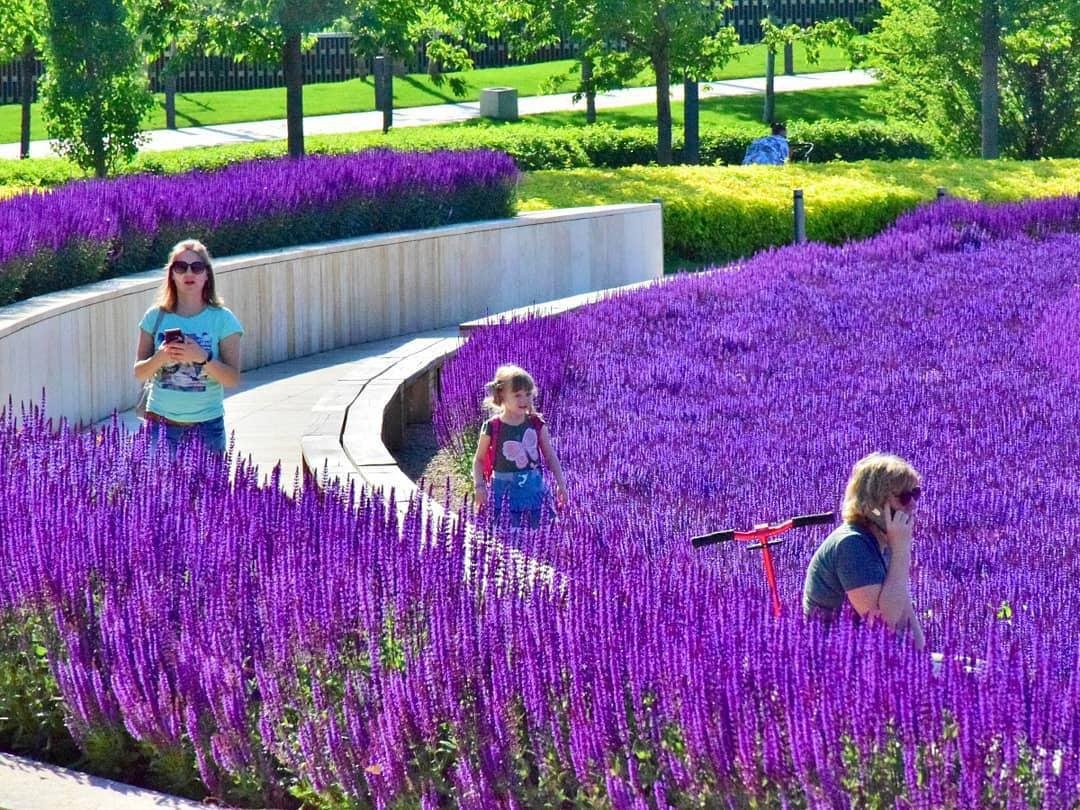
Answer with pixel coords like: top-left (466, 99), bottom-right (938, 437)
top-left (155, 239), bottom-right (224, 312)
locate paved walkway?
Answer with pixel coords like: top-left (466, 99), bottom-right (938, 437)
top-left (110, 341), bottom-right (396, 488)
top-left (0, 69), bottom-right (875, 160)
top-left (0, 753), bottom-right (204, 810)
top-left (102, 280), bottom-right (666, 490)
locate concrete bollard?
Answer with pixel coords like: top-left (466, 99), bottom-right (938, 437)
top-left (793, 189), bottom-right (807, 244)
top-left (480, 87), bottom-right (519, 121)
top-left (374, 56), bottom-right (393, 133)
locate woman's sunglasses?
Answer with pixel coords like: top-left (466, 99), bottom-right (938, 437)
top-left (896, 487), bottom-right (922, 506)
top-left (171, 260), bottom-right (209, 275)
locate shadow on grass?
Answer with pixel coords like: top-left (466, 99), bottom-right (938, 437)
top-left (698, 88), bottom-right (884, 127)
top-left (163, 93), bottom-right (216, 128)
top-left (397, 75), bottom-right (465, 105)
top-left (523, 87), bottom-right (883, 130)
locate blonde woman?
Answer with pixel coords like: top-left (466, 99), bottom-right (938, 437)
top-left (803, 452), bottom-right (926, 649)
top-left (133, 239), bottom-right (243, 454)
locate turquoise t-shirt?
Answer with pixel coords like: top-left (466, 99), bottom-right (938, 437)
top-left (139, 305), bottom-right (244, 423)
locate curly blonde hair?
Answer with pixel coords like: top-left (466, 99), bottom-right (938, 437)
top-left (841, 452), bottom-right (921, 524)
top-left (482, 364), bottom-right (540, 416)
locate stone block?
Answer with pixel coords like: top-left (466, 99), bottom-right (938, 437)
top-left (479, 87), bottom-right (518, 120)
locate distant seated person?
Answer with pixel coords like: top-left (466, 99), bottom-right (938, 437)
top-left (742, 121), bottom-right (789, 166)
top-left (802, 452), bottom-right (926, 649)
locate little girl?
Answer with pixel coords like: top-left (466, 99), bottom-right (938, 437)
top-left (472, 364), bottom-right (568, 527)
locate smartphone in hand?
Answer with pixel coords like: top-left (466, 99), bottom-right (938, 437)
top-left (867, 505), bottom-right (896, 532)
top-left (163, 328), bottom-right (183, 344)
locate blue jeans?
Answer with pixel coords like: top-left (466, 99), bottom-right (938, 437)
top-left (146, 414), bottom-right (226, 455)
top-left (490, 469), bottom-right (549, 528)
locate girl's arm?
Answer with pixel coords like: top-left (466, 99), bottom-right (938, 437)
top-left (538, 425), bottom-right (568, 507)
top-left (473, 433), bottom-right (490, 509)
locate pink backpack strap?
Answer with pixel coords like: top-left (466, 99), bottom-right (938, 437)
top-left (484, 416), bottom-right (501, 481)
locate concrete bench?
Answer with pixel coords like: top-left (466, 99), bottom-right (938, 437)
top-left (459, 277), bottom-right (665, 335)
top-left (300, 328), bottom-right (461, 494)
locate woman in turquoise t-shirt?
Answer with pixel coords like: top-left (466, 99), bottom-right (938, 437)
top-left (133, 239), bottom-right (244, 454)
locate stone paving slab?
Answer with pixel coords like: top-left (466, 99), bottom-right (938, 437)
top-left (0, 753), bottom-right (204, 810)
top-left (102, 340), bottom-right (409, 486)
top-left (0, 70), bottom-right (876, 160)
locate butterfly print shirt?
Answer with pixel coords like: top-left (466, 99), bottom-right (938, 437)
top-left (482, 417), bottom-right (542, 474)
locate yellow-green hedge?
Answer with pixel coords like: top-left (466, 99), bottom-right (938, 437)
top-left (518, 159), bottom-right (1080, 261)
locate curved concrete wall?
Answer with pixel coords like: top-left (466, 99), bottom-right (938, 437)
top-left (0, 204), bottom-right (662, 425)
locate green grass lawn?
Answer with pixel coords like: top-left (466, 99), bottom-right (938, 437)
top-left (0, 42), bottom-right (855, 143)
top-left (518, 86), bottom-right (883, 130)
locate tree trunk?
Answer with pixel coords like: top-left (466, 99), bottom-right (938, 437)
top-left (683, 78), bottom-right (699, 165)
top-left (164, 42), bottom-right (177, 130)
top-left (783, 42), bottom-right (794, 75)
top-left (283, 32), bottom-right (305, 158)
top-left (19, 37), bottom-right (34, 160)
top-left (763, 47), bottom-right (776, 123)
top-left (654, 52), bottom-right (672, 165)
top-left (582, 57), bottom-right (596, 124)
top-left (93, 144), bottom-right (107, 178)
top-left (980, 0), bottom-right (1000, 158)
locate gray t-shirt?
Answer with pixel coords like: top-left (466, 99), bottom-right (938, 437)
top-left (802, 522), bottom-right (889, 613)
top-left (481, 416), bottom-right (543, 474)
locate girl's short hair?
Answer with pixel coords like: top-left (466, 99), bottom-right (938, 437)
top-left (842, 452), bottom-right (921, 524)
top-left (482, 364), bottom-right (537, 414)
top-left (155, 239), bottom-right (224, 312)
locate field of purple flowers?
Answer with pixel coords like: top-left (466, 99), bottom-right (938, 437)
top-left (434, 197), bottom-right (1080, 806)
top-left (0, 196), bottom-right (1076, 807)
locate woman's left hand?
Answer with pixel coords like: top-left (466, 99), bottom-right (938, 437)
top-left (555, 485), bottom-right (569, 509)
top-left (164, 337), bottom-right (210, 365)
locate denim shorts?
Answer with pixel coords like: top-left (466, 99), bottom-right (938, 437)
top-left (490, 469), bottom-right (549, 528)
top-left (147, 414), bottom-right (226, 455)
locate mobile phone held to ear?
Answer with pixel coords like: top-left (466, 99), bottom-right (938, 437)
top-left (867, 505), bottom-right (896, 532)
top-left (163, 328), bottom-right (183, 344)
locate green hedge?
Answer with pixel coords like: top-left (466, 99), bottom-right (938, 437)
top-left (789, 120), bottom-right (935, 162)
top-left (0, 119), bottom-right (935, 193)
top-left (518, 159), bottom-right (1080, 261)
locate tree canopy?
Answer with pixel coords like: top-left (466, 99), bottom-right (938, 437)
top-left (860, 0), bottom-right (1080, 158)
top-left (502, 0), bottom-right (740, 165)
top-left (0, 0), bottom-right (47, 158)
top-left (41, 0), bottom-right (153, 176)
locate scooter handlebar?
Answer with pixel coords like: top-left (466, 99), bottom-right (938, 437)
top-left (790, 511), bottom-right (835, 528)
top-left (691, 529), bottom-right (735, 548)
top-left (691, 511), bottom-right (834, 549)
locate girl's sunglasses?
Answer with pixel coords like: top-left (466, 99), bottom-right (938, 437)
top-left (896, 487), bottom-right (922, 506)
top-left (171, 260), bottom-right (209, 275)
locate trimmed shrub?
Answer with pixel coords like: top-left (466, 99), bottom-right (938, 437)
top-left (519, 159), bottom-right (1080, 261)
top-left (0, 120), bottom-right (935, 192)
top-left (0, 149), bottom-right (519, 306)
top-left (789, 120), bottom-right (935, 162)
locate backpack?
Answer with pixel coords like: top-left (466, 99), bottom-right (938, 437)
top-left (482, 414), bottom-right (545, 481)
